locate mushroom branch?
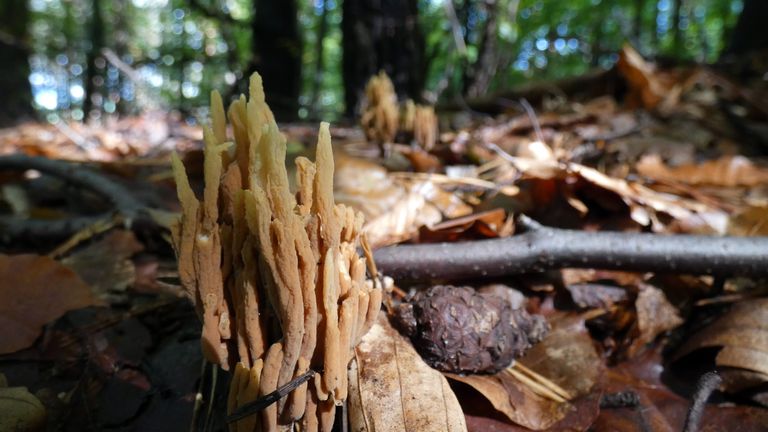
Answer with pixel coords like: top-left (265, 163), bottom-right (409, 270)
top-left (171, 73), bottom-right (382, 432)
top-left (373, 216), bottom-right (768, 282)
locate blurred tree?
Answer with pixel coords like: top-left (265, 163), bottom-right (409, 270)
top-left (0, 0), bottom-right (34, 125)
top-left (310, 0), bottom-right (330, 116)
top-left (84, 0), bottom-right (106, 117)
top-left (248, 0), bottom-right (302, 120)
top-left (342, 0), bottom-right (425, 116)
top-left (463, 0), bottom-right (500, 98)
top-left (725, 0), bottom-right (768, 56)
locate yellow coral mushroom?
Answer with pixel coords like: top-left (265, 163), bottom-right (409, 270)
top-left (171, 73), bottom-right (382, 432)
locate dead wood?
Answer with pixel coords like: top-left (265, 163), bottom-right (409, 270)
top-left (373, 215), bottom-right (768, 281)
top-left (0, 154), bottom-right (146, 241)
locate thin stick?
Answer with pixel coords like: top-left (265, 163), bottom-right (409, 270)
top-left (514, 362), bottom-right (572, 400)
top-left (505, 365), bottom-right (567, 403)
top-left (48, 216), bottom-right (120, 258)
top-left (374, 215), bottom-right (768, 281)
top-left (226, 370), bottom-right (316, 423)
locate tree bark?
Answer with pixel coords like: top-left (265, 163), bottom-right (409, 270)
top-left (84, 0), bottom-right (106, 117)
top-left (724, 0), bottom-right (768, 56)
top-left (342, 0), bottom-right (425, 117)
top-left (373, 216), bottom-right (768, 281)
top-left (310, 0), bottom-right (330, 117)
top-left (0, 0), bottom-right (34, 126)
top-left (671, 0), bottom-right (683, 56)
top-left (248, 0), bottom-right (302, 120)
top-left (633, 0), bottom-right (645, 46)
top-left (464, 0), bottom-right (499, 98)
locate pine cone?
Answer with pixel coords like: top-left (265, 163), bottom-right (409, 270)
top-left (393, 285), bottom-right (548, 373)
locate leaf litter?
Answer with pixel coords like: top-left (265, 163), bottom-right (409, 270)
top-left (1, 46), bottom-right (768, 431)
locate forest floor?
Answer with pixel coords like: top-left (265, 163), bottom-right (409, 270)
top-left (1, 47), bottom-right (768, 431)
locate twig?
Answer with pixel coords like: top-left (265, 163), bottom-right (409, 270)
top-left (682, 371), bottom-right (722, 432)
top-left (48, 216), bottom-right (120, 258)
top-left (505, 364), bottom-right (567, 403)
top-left (226, 370), bottom-right (317, 423)
top-left (373, 215), bottom-right (768, 281)
top-left (518, 98), bottom-right (546, 144)
top-left (0, 155), bottom-right (148, 241)
top-left (514, 362), bottom-right (572, 400)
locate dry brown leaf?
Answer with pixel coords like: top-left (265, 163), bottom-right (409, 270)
top-left (61, 230), bottom-right (143, 302)
top-left (632, 284), bottom-right (683, 353)
top-left (616, 44), bottom-right (682, 111)
top-left (570, 162), bottom-right (722, 231)
top-left (417, 208), bottom-right (513, 242)
top-left (637, 154), bottom-right (768, 187)
top-left (334, 154), bottom-right (405, 220)
top-left (362, 186), bottom-right (443, 248)
top-left (518, 315), bottom-right (604, 398)
top-left (728, 205), bottom-right (768, 236)
top-left (675, 298), bottom-right (768, 381)
top-left (616, 44), bottom-right (665, 110)
top-left (0, 385), bottom-right (46, 431)
top-left (0, 254), bottom-right (100, 354)
top-left (348, 312), bottom-right (467, 432)
top-left (446, 372), bottom-right (568, 430)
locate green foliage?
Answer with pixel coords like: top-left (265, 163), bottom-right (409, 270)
top-left (25, 0), bottom-right (743, 121)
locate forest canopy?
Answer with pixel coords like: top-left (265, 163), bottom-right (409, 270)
top-left (0, 0), bottom-right (753, 125)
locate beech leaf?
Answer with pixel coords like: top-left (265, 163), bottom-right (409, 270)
top-left (636, 154), bottom-right (768, 187)
top-left (0, 254), bottom-right (100, 354)
top-left (348, 312), bottom-right (467, 432)
top-left (447, 372), bottom-right (568, 431)
top-left (675, 298), bottom-right (768, 381)
top-left (0, 385), bottom-right (46, 431)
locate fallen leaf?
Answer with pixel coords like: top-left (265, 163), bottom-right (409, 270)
top-left (674, 299), bottom-right (768, 390)
top-left (446, 371), bottom-right (568, 430)
top-left (616, 44), bottom-right (665, 110)
top-left (334, 155), bottom-right (405, 220)
top-left (566, 283), bottom-right (629, 310)
top-left (637, 154), bottom-right (768, 187)
top-left (348, 313), bottom-right (467, 432)
top-left (60, 230), bottom-right (143, 301)
top-left (362, 186), bottom-right (443, 248)
top-left (518, 314), bottom-right (604, 398)
top-left (0, 254), bottom-right (100, 354)
top-left (598, 346), bottom-right (768, 432)
top-left (0, 385), bottom-right (46, 431)
top-left (462, 392), bottom-right (600, 432)
top-left (630, 283), bottom-right (683, 355)
top-left (417, 208), bottom-right (513, 242)
top-left (728, 205), bottom-right (768, 236)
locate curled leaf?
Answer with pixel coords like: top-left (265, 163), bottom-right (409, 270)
top-left (348, 313), bottom-right (467, 432)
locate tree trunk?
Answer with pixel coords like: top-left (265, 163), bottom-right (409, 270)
top-left (464, 0), bottom-right (499, 98)
top-left (633, 0), bottom-right (645, 46)
top-left (671, 0), bottom-right (683, 56)
top-left (724, 0), bottom-right (768, 56)
top-left (84, 0), bottom-right (105, 118)
top-left (310, 0), bottom-right (330, 117)
top-left (342, 0), bottom-right (425, 117)
top-left (249, 0), bottom-right (302, 120)
top-left (0, 0), bottom-right (34, 126)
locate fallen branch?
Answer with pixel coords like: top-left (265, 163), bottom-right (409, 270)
top-left (0, 155), bottom-right (146, 241)
top-left (373, 216), bottom-right (768, 281)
